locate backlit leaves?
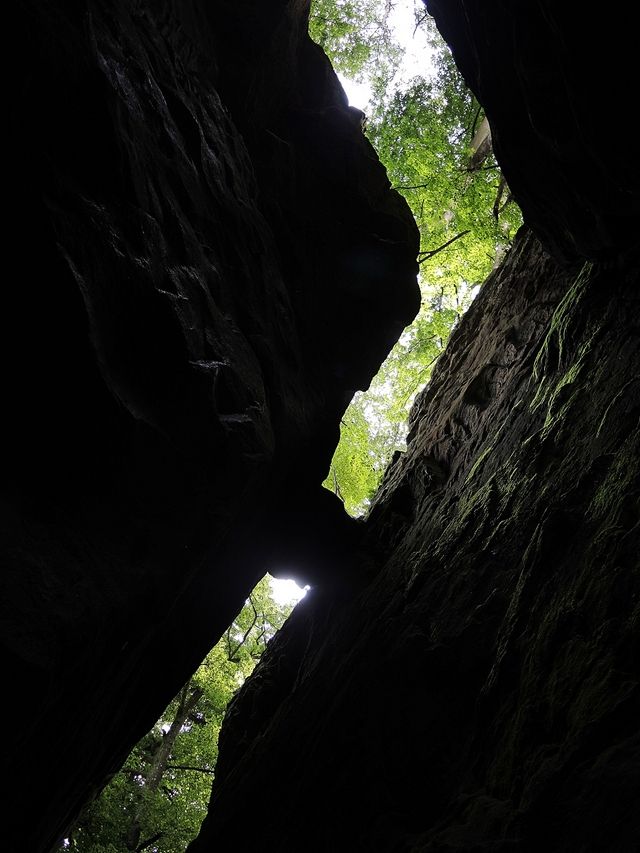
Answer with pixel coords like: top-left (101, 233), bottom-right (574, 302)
top-left (320, 11), bottom-right (522, 514)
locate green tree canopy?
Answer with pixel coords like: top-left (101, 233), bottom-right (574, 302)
top-left (318, 8), bottom-right (522, 515)
top-left (309, 0), bottom-right (402, 84)
top-left (369, 30), bottom-right (521, 281)
top-left (62, 577), bottom-right (294, 853)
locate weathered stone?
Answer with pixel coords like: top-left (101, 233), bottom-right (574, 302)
top-left (192, 229), bottom-right (639, 853)
top-left (4, 0), bottom-right (639, 850)
top-left (3, 2), bottom-right (418, 850)
top-left (184, 0), bottom-right (640, 845)
top-left (426, 0), bottom-right (640, 265)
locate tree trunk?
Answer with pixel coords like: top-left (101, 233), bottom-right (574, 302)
top-left (126, 685), bottom-right (204, 851)
top-left (468, 115), bottom-right (492, 170)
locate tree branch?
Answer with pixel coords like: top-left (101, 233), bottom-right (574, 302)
top-left (331, 464), bottom-right (344, 501)
top-left (418, 231), bottom-right (470, 263)
top-left (407, 335), bottom-right (437, 354)
top-left (457, 163), bottom-right (500, 173)
top-left (228, 598), bottom-right (259, 661)
top-left (166, 763), bottom-right (216, 775)
top-left (225, 627), bottom-right (234, 661)
top-left (137, 831), bottom-right (164, 852)
top-left (492, 173), bottom-right (507, 219)
top-left (392, 182), bottom-right (431, 191)
top-left (126, 683), bottom-right (204, 850)
top-left (414, 9), bottom-right (430, 35)
top-left (469, 104), bottom-right (483, 142)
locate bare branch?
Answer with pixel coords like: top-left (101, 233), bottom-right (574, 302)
top-left (468, 104), bottom-right (483, 142)
top-left (392, 182), bottom-right (431, 191)
top-left (418, 230), bottom-right (470, 263)
top-left (228, 598), bottom-right (259, 660)
top-left (407, 335), bottom-right (438, 354)
top-left (492, 173), bottom-right (507, 219)
top-left (137, 832), bottom-right (164, 853)
top-left (331, 464), bottom-right (344, 501)
top-left (166, 763), bottom-right (216, 775)
top-left (457, 163), bottom-right (501, 173)
top-left (126, 683), bottom-right (204, 850)
top-left (413, 9), bottom-right (431, 36)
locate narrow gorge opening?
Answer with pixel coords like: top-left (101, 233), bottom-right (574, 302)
top-left (58, 5), bottom-right (523, 850)
top-left (315, 2), bottom-right (522, 515)
top-left (8, 0), bottom-right (637, 851)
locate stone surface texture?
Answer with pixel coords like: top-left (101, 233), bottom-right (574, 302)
top-left (193, 230), bottom-right (639, 852)
top-left (4, 2), bottom-right (418, 850)
top-left (3, 0), bottom-right (639, 852)
top-left (426, 0), bottom-right (639, 265)
top-left (187, 1), bottom-right (640, 851)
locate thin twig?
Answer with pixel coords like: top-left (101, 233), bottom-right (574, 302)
top-left (392, 183), bottom-right (431, 191)
top-left (331, 464), bottom-right (344, 501)
top-left (166, 764), bottom-right (216, 775)
top-left (414, 9), bottom-right (430, 36)
top-left (469, 104), bottom-right (482, 141)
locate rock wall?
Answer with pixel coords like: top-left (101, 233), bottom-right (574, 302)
top-left (425, 0), bottom-right (640, 265)
top-left (185, 2), bottom-right (640, 851)
top-left (192, 230), bottom-right (639, 852)
top-left (4, 0), bottom-right (639, 851)
top-left (3, 2), bottom-right (418, 851)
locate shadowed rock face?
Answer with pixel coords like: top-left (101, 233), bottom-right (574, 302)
top-left (193, 230), bottom-right (639, 852)
top-left (183, 3), bottom-right (639, 852)
top-left (426, 0), bottom-right (640, 265)
top-left (4, 2), bottom-right (418, 850)
top-left (4, 1), bottom-right (639, 852)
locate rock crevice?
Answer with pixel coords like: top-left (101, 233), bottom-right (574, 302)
top-left (193, 229), bottom-right (639, 853)
top-left (3, 1), bottom-right (639, 851)
top-left (4, 2), bottom-right (418, 850)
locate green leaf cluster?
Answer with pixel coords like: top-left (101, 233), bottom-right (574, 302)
top-left (368, 34), bottom-right (522, 283)
top-left (320, 11), bottom-right (523, 515)
top-left (309, 0), bottom-right (403, 84)
top-left (62, 577), bottom-right (293, 853)
top-left (324, 279), bottom-right (475, 516)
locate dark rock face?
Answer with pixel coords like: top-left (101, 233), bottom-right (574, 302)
top-left (4, 2), bottom-right (418, 850)
top-left (184, 3), bottom-right (640, 851)
top-left (426, 0), bottom-right (640, 265)
top-left (192, 230), bottom-right (639, 852)
top-left (4, 1), bottom-right (639, 852)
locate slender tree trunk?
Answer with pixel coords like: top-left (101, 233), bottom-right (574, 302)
top-left (126, 683), bottom-right (204, 851)
top-left (468, 115), bottom-right (492, 170)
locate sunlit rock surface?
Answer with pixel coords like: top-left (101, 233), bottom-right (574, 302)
top-left (4, 2), bottom-right (418, 850)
